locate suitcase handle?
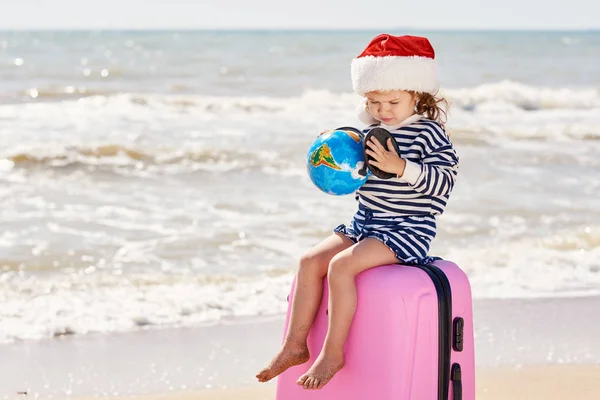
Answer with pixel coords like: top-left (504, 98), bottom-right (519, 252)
top-left (451, 364), bottom-right (462, 400)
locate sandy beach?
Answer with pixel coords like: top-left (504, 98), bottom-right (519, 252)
top-left (138, 364), bottom-right (600, 400)
top-left (2, 296), bottom-right (599, 400)
top-left (120, 364), bottom-right (600, 400)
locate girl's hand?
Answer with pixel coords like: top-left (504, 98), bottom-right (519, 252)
top-left (365, 138), bottom-right (406, 177)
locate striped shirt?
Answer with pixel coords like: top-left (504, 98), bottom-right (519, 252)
top-left (356, 114), bottom-right (459, 243)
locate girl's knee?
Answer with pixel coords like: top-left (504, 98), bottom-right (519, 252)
top-left (327, 254), bottom-right (353, 279)
top-left (298, 251), bottom-right (328, 278)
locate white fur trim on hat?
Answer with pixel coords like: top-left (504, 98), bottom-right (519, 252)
top-left (351, 55), bottom-right (438, 95)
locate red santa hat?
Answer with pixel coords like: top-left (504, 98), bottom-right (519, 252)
top-left (351, 34), bottom-right (438, 96)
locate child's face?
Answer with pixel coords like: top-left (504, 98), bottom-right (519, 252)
top-left (365, 90), bottom-right (416, 126)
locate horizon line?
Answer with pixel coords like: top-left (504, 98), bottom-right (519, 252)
top-left (0, 27), bottom-right (598, 32)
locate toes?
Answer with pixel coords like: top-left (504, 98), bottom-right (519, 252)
top-left (303, 377), bottom-right (313, 389)
top-left (317, 378), bottom-right (327, 390)
top-left (256, 369), bottom-right (272, 382)
top-left (296, 374), bottom-right (308, 385)
top-left (304, 377), bottom-right (317, 390)
top-left (310, 378), bottom-right (320, 390)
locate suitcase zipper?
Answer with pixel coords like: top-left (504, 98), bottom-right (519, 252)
top-left (451, 363), bottom-right (462, 400)
top-left (413, 264), bottom-right (452, 400)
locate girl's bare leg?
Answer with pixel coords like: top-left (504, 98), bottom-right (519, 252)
top-left (256, 233), bottom-right (353, 382)
top-left (297, 238), bottom-right (399, 390)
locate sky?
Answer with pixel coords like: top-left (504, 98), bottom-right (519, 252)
top-left (0, 0), bottom-right (598, 30)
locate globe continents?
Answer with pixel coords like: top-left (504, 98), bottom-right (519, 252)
top-left (306, 127), bottom-right (369, 195)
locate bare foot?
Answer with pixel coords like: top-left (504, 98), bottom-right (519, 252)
top-left (256, 343), bottom-right (310, 382)
top-left (296, 353), bottom-right (345, 390)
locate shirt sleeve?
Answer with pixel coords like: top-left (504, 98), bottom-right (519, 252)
top-left (397, 123), bottom-right (459, 197)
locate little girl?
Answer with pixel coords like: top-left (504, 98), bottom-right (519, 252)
top-left (256, 34), bottom-right (459, 390)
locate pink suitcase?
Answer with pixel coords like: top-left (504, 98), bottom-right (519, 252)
top-left (276, 260), bottom-right (475, 400)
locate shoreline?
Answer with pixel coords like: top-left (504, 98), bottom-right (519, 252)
top-left (2, 296), bottom-right (600, 399)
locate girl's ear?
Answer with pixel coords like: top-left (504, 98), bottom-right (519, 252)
top-left (411, 91), bottom-right (420, 112)
top-left (411, 90), bottom-right (419, 103)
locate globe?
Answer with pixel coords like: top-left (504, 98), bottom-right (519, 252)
top-left (306, 127), bottom-right (369, 195)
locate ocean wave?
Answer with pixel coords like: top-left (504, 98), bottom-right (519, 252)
top-left (3, 80), bottom-right (598, 112)
top-left (439, 224), bottom-right (600, 299)
top-left (0, 272), bottom-right (294, 343)
top-left (3, 224), bottom-right (600, 344)
top-left (21, 87), bottom-right (116, 101)
top-left (444, 80), bottom-right (600, 111)
top-left (2, 144), bottom-right (293, 171)
top-left (1, 82), bottom-right (599, 148)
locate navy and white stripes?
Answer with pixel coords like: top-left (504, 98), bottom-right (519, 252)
top-left (334, 116), bottom-right (459, 264)
top-left (358, 118), bottom-right (459, 217)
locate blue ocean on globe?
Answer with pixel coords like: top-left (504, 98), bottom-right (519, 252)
top-left (306, 128), bottom-right (369, 195)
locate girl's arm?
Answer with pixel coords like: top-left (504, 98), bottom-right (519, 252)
top-left (398, 123), bottom-right (459, 197)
